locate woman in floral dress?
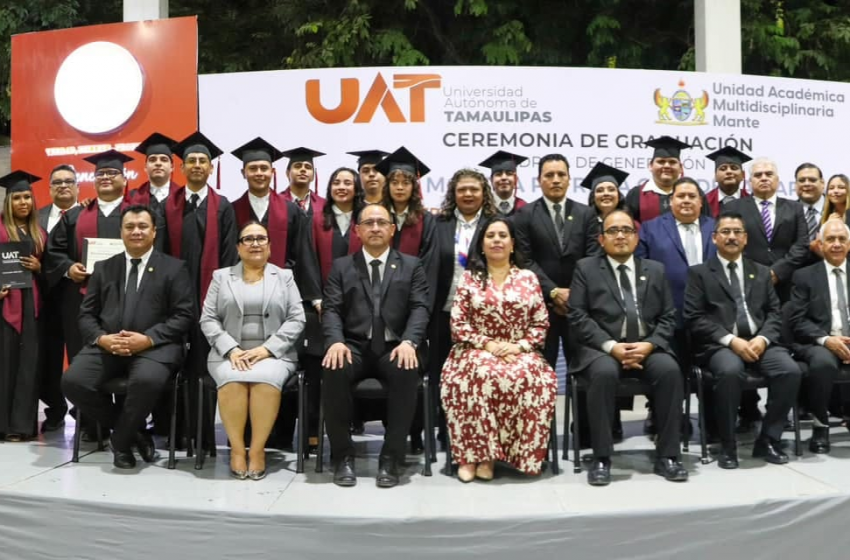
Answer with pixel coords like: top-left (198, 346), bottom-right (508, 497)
top-left (440, 216), bottom-right (557, 482)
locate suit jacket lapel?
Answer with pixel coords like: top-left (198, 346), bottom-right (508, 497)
top-left (353, 252), bottom-right (373, 308)
top-left (381, 251), bottom-right (399, 302)
top-left (600, 258), bottom-right (625, 311)
top-left (635, 258), bottom-right (650, 309)
top-left (262, 264), bottom-right (278, 312)
top-left (228, 262), bottom-right (244, 315)
top-left (661, 214), bottom-right (687, 261)
top-left (743, 259), bottom-right (757, 302)
top-left (700, 219), bottom-right (715, 259)
top-left (560, 200), bottom-right (576, 255)
top-left (748, 198), bottom-right (770, 243)
top-left (707, 256), bottom-right (735, 301)
top-left (536, 199), bottom-right (561, 249)
top-left (134, 251), bottom-right (158, 303)
top-left (773, 199), bottom-right (790, 238)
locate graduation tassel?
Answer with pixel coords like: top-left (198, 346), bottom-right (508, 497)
top-left (216, 158), bottom-right (221, 190)
top-left (273, 167), bottom-right (277, 193)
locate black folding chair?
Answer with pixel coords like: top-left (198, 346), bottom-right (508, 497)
top-left (194, 369), bottom-right (307, 472)
top-left (315, 375), bottom-right (434, 476)
top-left (72, 370), bottom-right (191, 470)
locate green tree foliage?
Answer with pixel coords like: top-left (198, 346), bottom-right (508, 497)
top-left (2, 0), bottom-right (850, 137)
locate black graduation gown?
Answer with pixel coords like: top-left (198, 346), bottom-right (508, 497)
top-left (45, 205), bottom-right (122, 360)
top-left (391, 211), bottom-right (438, 312)
top-left (0, 231), bottom-right (41, 437)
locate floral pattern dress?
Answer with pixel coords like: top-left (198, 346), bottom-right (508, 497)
top-left (440, 267), bottom-right (557, 474)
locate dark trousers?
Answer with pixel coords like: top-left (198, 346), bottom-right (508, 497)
top-left (578, 352), bottom-right (683, 458)
top-left (39, 295), bottom-right (68, 421)
top-left (322, 342), bottom-right (420, 461)
top-left (60, 280), bottom-right (85, 363)
top-left (798, 345), bottom-right (841, 426)
top-left (62, 352), bottom-right (172, 451)
top-left (707, 346), bottom-right (801, 446)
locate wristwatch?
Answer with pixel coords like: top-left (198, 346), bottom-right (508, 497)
top-left (401, 340), bottom-right (418, 350)
top-left (549, 287), bottom-right (559, 300)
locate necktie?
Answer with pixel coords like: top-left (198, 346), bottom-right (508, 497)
top-left (684, 223), bottom-right (700, 266)
top-left (60, 209), bottom-right (66, 215)
top-left (185, 193), bottom-right (200, 216)
top-left (760, 200), bottom-right (773, 242)
top-left (727, 262), bottom-right (752, 338)
top-left (370, 259), bottom-right (385, 355)
top-left (721, 195), bottom-right (735, 205)
top-left (123, 258), bottom-right (142, 331)
top-left (618, 264), bottom-right (640, 342)
top-left (297, 197), bottom-right (308, 211)
top-left (806, 205), bottom-right (819, 242)
top-left (553, 203), bottom-right (565, 247)
top-left (499, 201), bottom-right (510, 213)
top-left (834, 269), bottom-right (850, 336)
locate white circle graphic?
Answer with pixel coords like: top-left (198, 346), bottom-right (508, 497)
top-left (54, 41), bottom-right (144, 134)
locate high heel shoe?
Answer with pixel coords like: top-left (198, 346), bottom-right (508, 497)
top-left (457, 464), bottom-right (476, 483)
top-left (475, 461), bottom-right (494, 481)
top-left (230, 468), bottom-right (248, 480)
top-left (247, 469), bottom-right (267, 481)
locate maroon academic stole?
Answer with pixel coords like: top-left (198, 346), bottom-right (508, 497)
top-left (396, 216), bottom-right (424, 257)
top-left (638, 181), bottom-right (663, 222)
top-left (165, 187), bottom-right (221, 301)
top-left (312, 211), bottom-right (362, 284)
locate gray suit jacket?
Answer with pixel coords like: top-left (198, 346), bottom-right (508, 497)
top-left (200, 262), bottom-right (306, 364)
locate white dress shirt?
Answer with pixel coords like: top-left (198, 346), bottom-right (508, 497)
top-left (249, 192), bottom-right (270, 221)
top-left (753, 193), bottom-right (778, 231)
top-left (818, 260), bottom-right (849, 343)
top-left (602, 255), bottom-right (647, 353)
top-left (98, 197), bottom-right (123, 218)
top-left (391, 206), bottom-right (409, 231)
top-left (333, 204), bottom-right (352, 235)
top-left (124, 247), bottom-right (154, 290)
top-left (542, 195), bottom-right (567, 226)
top-left (362, 247), bottom-right (396, 341)
top-left (715, 254), bottom-right (768, 347)
top-left (47, 202), bottom-right (79, 233)
top-left (677, 218), bottom-right (703, 266)
top-left (150, 184), bottom-right (170, 203)
top-left (497, 194), bottom-right (516, 214)
top-left (642, 181), bottom-right (673, 196)
top-left (185, 185), bottom-right (209, 204)
top-left (443, 208), bottom-right (482, 312)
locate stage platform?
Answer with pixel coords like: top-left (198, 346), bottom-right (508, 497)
top-left (2, 396), bottom-right (850, 560)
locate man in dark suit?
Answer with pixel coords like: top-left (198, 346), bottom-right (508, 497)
top-left (684, 211), bottom-right (801, 468)
top-left (704, 147), bottom-right (751, 218)
top-left (36, 164), bottom-right (79, 432)
top-left (322, 203), bottom-right (430, 488)
top-left (567, 209), bottom-right (686, 486)
top-left (61, 205), bottom-right (194, 469)
top-left (513, 153), bottom-right (602, 369)
top-left (789, 218), bottom-right (850, 454)
top-left (479, 150), bottom-right (528, 217)
top-left (726, 158), bottom-right (810, 303)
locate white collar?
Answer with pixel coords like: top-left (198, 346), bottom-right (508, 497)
top-left (606, 254), bottom-right (636, 273)
top-left (362, 247), bottom-right (390, 265)
top-left (643, 181), bottom-right (673, 196)
top-left (186, 185), bottom-right (209, 202)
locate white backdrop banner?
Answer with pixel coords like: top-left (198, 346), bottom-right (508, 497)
top-left (199, 66), bottom-right (849, 207)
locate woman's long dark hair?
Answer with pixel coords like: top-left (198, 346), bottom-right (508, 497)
top-left (322, 167), bottom-right (364, 230)
top-left (586, 182), bottom-right (625, 218)
top-left (381, 168), bottom-right (426, 227)
top-left (466, 216), bottom-right (529, 289)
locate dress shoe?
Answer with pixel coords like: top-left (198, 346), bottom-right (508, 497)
top-left (654, 457), bottom-right (688, 482)
top-left (457, 464), bottom-right (476, 483)
top-left (111, 442), bottom-right (137, 469)
top-left (475, 461), bottom-right (494, 481)
top-left (376, 455), bottom-right (400, 488)
top-left (410, 433), bottom-right (424, 455)
top-left (333, 456), bottom-right (357, 487)
top-left (41, 418), bottom-right (66, 433)
top-left (134, 432), bottom-right (159, 463)
top-left (752, 437), bottom-right (789, 464)
top-left (247, 469), bottom-right (267, 481)
top-left (809, 427), bottom-right (831, 454)
top-left (230, 468), bottom-right (248, 480)
top-left (587, 458), bottom-right (611, 486)
top-left (350, 421), bottom-right (365, 436)
top-left (718, 447), bottom-right (739, 470)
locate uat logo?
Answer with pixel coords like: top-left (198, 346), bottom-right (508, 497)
top-left (306, 73), bottom-right (441, 124)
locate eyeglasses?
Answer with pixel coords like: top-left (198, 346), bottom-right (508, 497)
top-left (50, 179), bottom-right (76, 187)
top-left (359, 219), bottom-right (392, 228)
top-left (715, 228), bottom-right (746, 236)
top-left (95, 170), bottom-right (123, 178)
top-left (239, 235), bottom-right (269, 246)
top-left (603, 227), bottom-right (637, 237)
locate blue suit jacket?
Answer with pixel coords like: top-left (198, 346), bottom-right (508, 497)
top-left (635, 212), bottom-right (716, 324)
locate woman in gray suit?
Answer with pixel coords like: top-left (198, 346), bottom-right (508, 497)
top-left (200, 221), bottom-right (306, 480)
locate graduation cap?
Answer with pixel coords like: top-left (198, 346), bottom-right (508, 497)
top-left (580, 162), bottom-right (629, 191)
top-left (83, 149), bottom-right (134, 171)
top-left (281, 147), bottom-right (325, 167)
top-left (644, 136), bottom-right (691, 159)
top-left (706, 146), bottom-right (752, 168)
top-left (347, 150), bottom-right (390, 170)
top-left (231, 137), bottom-right (285, 165)
top-left (173, 131), bottom-right (223, 161)
top-left (135, 132), bottom-right (177, 158)
top-left (479, 150), bottom-right (528, 174)
top-left (0, 170), bottom-right (41, 193)
top-left (374, 146), bottom-right (431, 178)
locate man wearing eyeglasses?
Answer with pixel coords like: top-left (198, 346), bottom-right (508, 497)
top-left (684, 211), bottom-right (801, 468)
top-left (36, 164), bottom-right (80, 433)
top-left (567, 209), bottom-right (686, 485)
top-left (321, 203), bottom-right (430, 488)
